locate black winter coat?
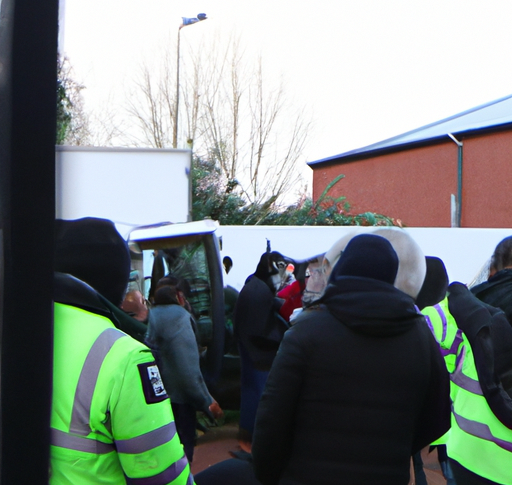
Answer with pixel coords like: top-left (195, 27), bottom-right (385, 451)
top-left (234, 276), bottom-right (289, 371)
top-left (252, 276), bottom-right (451, 485)
top-left (471, 269), bottom-right (512, 326)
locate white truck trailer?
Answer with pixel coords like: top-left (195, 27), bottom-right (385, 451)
top-left (55, 146), bottom-right (226, 388)
top-left (55, 146), bottom-right (192, 235)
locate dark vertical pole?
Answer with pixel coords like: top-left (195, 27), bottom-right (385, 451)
top-left (457, 143), bottom-right (463, 227)
top-left (448, 134), bottom-right (463, 228)
top-left (0, 0), bottom-right (58, 482)
top-left (173, 29), bottom-right (181, 149)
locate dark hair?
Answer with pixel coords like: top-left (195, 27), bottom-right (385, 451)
top-left (491, 236), bottom-right (512, 273)
top-left (156, 275), bottom-right (191, 297)
top-left (153, 285), bottom-right (180, 306)
top-left (156, 276), bottom-right (179, 289)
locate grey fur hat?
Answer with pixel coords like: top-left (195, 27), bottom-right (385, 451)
top-left (372, 228), bottom-right (426, 300)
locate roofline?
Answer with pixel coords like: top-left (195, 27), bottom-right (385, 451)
top-left (308, 93), bottom-right (512, 168)
top-left (308, 119), bottom-right (512, 168)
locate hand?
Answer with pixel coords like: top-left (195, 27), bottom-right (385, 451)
top-left (209, 400), bottom-right (224, 420)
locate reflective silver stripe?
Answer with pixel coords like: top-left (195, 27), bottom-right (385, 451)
top-left (116, 422), bottom-right (177, 454)
top-left (451, 346), bottom-right (483, 395)
top-left (424, 314), bottom-right (435, 337)
top-left (70, 327), bottom-right (125, 435)
top-left (125, 455), bottom-right (191, 485)
top-left (433, 304), bottom-right (448, 341)
top-left (51, 428), bottom-right (115, 454)
top-left (445, 329), bottom-right (463, 357)
top-left (453, 410), bottom-right (512, 452)
top-left (186, 472), bottom-right (194, 485)
top-left (451, 370), bottom-right (482, 395)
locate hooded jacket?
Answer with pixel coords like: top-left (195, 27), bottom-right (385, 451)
top-left (471, 268), bottom-right (512, 326)
top-left (234, 267), bottom-right (289, 371)
top-left (252, 276), bottom-right (451, 485)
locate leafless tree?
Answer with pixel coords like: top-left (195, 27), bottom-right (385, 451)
top-left (123, 55), bottom-right (176, 148)
top-left (188, 34), bottom-right (311, 208)
top-left (106, 32), bottom-right (312, 207)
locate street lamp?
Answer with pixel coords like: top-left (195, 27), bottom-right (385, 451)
top-left (173, 13), bottom-right (207, 149)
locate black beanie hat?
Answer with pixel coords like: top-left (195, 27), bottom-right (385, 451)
top-left (54, 217), bottom-right (131, 306)
top-left (330, 234), bottom-right (398, 285)
top-left (415, 256), bottom-right (449, 310)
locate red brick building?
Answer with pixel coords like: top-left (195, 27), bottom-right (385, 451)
top-left (308, 95), bottom-right (512, 228)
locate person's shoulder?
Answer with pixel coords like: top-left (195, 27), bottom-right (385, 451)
top-left (297, 302), bottom-right (334, 320)
top-left (151, 303), bottom-right (188, 316)
top-left (287, 304), bottom-right (335, 334)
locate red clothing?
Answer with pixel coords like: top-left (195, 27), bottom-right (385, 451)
top-left (277, 280), bottom-right (306, 322)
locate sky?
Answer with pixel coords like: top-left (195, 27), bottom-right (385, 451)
top-left (60, 0), bottom-right (512, 171)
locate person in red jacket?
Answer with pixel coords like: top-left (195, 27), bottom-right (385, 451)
top-left (277, 255), bottom-right (325, 323)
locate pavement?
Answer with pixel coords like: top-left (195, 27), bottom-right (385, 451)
top-left (191, 421), bottom-right (240, 475)
top-left (191, 421), bottom-right (447, 484)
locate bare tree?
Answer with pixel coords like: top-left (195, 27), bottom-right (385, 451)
top-left (113, 32), bottom-right (312, 207)
top-left (243, 58), bottom-right (310, 206)
top-left (123, 56), bottom-right (176, 148)
top-left (86, 103), bottom-right (127, 147)
top-left (195, 34), bottom-right (248, 181)
top-left (186, 34), bottom-right (312, 208)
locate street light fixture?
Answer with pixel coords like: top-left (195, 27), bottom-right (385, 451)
top-left (173, 13), bottom-right (207, 149)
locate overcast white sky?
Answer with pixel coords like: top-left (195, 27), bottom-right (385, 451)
top-left (60, 0), bottom-right (512, 165)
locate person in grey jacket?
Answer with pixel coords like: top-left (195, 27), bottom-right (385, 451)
top-left (145, 283), bottom-right (223, 462)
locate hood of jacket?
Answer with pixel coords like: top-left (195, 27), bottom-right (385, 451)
top-left (471, 268), bottom-right (512, 324)
top-left (319, 275), bottom-right (423, 337)
top-left (54, 272), bottom-right (148, 342)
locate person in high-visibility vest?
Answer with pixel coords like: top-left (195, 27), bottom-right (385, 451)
top-left (51, 217), bottom-right (194, 485)
top-left (422, 283), bottom-right (512, 485)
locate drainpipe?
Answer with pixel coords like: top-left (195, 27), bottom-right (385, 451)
top-left (448, 133), bottom-right (463, 227)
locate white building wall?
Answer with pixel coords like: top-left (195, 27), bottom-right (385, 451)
top-left (217, 225), bottom-right (512, 291)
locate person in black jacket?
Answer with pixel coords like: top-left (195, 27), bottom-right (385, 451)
top-left (251, 234), bottom-right (451, 485)
top-left (471, 235), bottom-right (512, 326)
top-left (233, 251), bottom-right (290, 448)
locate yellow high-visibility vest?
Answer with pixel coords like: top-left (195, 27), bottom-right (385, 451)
top-left (50, 301), bottom-right (194, 485)
top-left (423, 298), bottom-right (512, 485)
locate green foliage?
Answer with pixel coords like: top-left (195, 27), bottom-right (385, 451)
top-left (191, 157), bottom-right (246, 224)
top-left (56, 55), bottom-right (88, 145)
top-left (276, 174), bottom-right (400, 226)
top-left (56, 56), bottom-right (72, 144)
top-left (192, 156), bottom-right (400, 227)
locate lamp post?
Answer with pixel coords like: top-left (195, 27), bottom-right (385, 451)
top-left (173, 13), bottom-right (207, 149)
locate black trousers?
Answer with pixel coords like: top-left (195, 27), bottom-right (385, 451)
top-left (172, 402), bottom-right (197, 463)
top-left (194, 458), bottom-right (262, 485)
top-left (449, 458), bottom-right (501, 485)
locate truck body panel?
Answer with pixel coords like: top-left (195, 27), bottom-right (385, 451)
top-left (55, 146), bottom-right (192, 236)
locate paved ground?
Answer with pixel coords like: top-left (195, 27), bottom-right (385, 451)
top-left (191, 421), bottom-right (239, 475)
top-left (191, 421), bottom-right (447, 484)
